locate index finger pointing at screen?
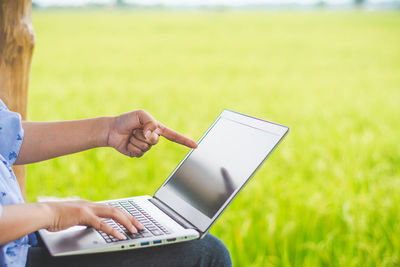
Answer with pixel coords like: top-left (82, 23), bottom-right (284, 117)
top-left (155, 123), bottom-right (198, 149)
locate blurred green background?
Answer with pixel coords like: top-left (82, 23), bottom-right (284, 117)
top-left (27, 10), bottom-right (400, 266)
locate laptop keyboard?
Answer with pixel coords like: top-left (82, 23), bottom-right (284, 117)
top-left (97, 200), bottom-right (172, 243)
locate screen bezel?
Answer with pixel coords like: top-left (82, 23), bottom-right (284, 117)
top-left (153, 109), bottom-right (289, 233)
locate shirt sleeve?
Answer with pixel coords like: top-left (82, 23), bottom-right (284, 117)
top-left (0, 99), bottom-right (24, 166)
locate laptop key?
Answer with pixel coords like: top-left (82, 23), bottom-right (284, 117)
top-left (159, 227), bottom-right (170, 234)
top-left (149, 229), bottom-right (163, 236)
top-left (141, 232), bottom-right (153, 238)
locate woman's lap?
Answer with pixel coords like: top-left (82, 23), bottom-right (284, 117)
top-left (26, 233), bottom-right (232, 267)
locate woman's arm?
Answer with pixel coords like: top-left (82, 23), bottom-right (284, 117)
top-left (0, 203), bottom-right (50, 244)
top-left (15, 110), bottom-right (197, 165)
top-left (16, 117), bottom-right (111, 165)
top-left (0, 200), bottom-right (143, 245)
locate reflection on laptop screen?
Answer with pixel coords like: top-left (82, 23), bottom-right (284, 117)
top-left (162, 117), bottom-right (281, 218)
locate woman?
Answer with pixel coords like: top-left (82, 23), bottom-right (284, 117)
top-left (0, 99), bottom-right (232, 267)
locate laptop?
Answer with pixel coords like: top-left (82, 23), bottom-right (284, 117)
top-left (39, 109), bottom-right (289, 256)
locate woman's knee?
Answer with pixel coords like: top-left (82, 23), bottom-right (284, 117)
top-left (197, 234), bottom-right (232, 267)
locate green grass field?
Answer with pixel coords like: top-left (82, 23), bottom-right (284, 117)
top-left (27, 10), bottom-right (400, 266)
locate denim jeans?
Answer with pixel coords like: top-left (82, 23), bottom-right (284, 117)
top-left (25, 233), bottom-right (232, 267)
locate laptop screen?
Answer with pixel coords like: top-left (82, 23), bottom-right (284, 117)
top-left (155, 110), bottom-right (288, 232)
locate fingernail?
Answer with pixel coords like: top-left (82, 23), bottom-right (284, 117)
top-left (131, 226), bottom-right (137, 233)
top-left (152, 133), bottom-right (159, 142)
top-left (145, 130), bottom-right (151, 139)
top-left (117, 232), bottom-right (127, 240)
top-left (138, 222), bottom-right (144, 230)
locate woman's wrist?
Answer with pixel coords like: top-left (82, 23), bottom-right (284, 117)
top-left (34, 202), bottom-right (54, 230)
top-left (95, 116), bottom-right (115, 148)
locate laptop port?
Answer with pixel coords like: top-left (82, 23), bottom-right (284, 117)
top-left (167, 238), bottom-right (176, 242)
top-left (140, 242), bottom-right (149, 246)
top-left (129, 244), bottom-right (136, 247)
top-left (153, 240), bottom-right (162, 244)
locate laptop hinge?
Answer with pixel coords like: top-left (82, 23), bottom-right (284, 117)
top-left (149, 198), bottom-right (198, 231)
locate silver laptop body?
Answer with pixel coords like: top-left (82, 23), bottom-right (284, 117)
top-left (39, 109), bottom-right (289, 256)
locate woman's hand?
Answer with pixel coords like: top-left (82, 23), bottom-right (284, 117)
top-left (107, 109), bottom-right (197, 158)
top-left (45, 200), bottom-right (143, 240)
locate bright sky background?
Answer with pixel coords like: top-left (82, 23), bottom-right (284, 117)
top-left (33, 0), bottom-right (393, 7)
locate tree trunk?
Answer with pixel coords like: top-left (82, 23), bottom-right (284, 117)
top-left (0, 0), bottom-right (35, 200)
